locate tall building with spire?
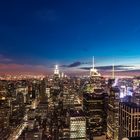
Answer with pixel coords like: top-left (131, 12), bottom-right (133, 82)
top-left (53, 65), bottom-right (60, 79)
top-left (54, 65), bottom-right (60, 75)
top-left (82, 57), bottom-right (107, 139)
top-left (112, 63), bottom-right (115, 79)
top-left (90, 57), bottom-right (101, 77)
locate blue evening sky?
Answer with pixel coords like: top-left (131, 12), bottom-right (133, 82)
top-left (0, 0), bottom-right (140, 69)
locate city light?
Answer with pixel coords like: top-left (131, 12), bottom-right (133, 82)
top-left (0, 0), bottom-right (140, 140)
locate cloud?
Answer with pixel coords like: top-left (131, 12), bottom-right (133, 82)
top-left (61, 61), bottom-right (83, 68)
top-left (0, 54), bottom-right (13, 63)
top-left (1, 62), bottom-right (140, 76)
top-left (68, 62), bottom-right (82, 67)
top-left (0, 55), bottom-right (48, 74)
top-left (61, 61), bottom-right (92, 68)
top-left (80, 65), bottom-right (134, 71)
top-left (0, 63), bottom-right (48, 74)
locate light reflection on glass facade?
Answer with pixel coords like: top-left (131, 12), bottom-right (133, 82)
top-left (70, 117), bottom-right (86, 140)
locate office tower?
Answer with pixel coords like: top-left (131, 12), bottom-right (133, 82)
top-left (19, 129), bottom-right (43, 140)
top-left (90, 57), bottom-right (101, 77)
top-left (112, 63), bottom-right (115, 79)
top-left (32, 80), bottom-right (41, 98)
top-left (133, 91), bottom-right (140, 106)
top-left (107, 63), bottom-right (115, 87)
top-left (119, 102), bottom-right (140, 140)
top-left (133, 77), bottom-right (140, 90)
top-left (107, 86), bottom-right (120, 140)
top-left (0, 97), bottom-right (11, 139)
top-left (16, 86), bottom-right (28, 103)
top-left (9, 90), bottom-right (26, 128)
top-left (69, 109), bottom-right (86, 140)
top-left (40, 78), bottom-right (48, 102)
top-left (54, 65), bottom-right (59, 75)
top-left (82, 57), bottom-right (107, 139)
top-left (46, 87), bottom-right (50, 99)
top-left (83, 91), bottom-right (107, 139)
top-left (36, 102), bottom-right (48, 119)
top-left (63, 88), bottom-right (75, 109)
top-left (54, 65), bottom-right (60, 78)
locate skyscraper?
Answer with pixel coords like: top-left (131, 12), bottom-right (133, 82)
top-left (54, 65), bottom-right (60, 77)
top-left (90, 57), bottom-right (101, 77)
top-left (82, 57), bottom-right (107, 139)
top-left (69, 109), bottom-right (86, 140)
top-left (107, 87), bottom-right (120, 140)
top-left (83, 91), bottom-right (108, 139)
top-left (119, 102), bottom-right (140, 140)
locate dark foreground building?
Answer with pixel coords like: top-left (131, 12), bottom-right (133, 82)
top-left (83, 90), bottom-right (108, 139)
top-left (119, 102), bottom-right (140, 140)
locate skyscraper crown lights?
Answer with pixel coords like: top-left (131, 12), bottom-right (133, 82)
top-left (90, 56), bottom-right (101, 77)
top-left (54, 65), bottom-right (60, 75)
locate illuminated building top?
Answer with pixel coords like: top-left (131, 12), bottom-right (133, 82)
top-left (54, 65), bottom-right (60, 75)
top-left (90, 56), bottom-right (101, 77)
top-left (112, 63), bottom-right (115, 79)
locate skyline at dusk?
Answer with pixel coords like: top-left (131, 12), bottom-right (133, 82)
top-left (1, 0), bottom-right (140, 75)
top-left (1, 1), bottom-right (140, 140)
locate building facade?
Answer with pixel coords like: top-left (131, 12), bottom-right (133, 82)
top-left (69, 109), bottom-right (86, 140)
top-left (83, 91), bottom-right (108, 139)
top-left (119, 102), bottom-right (140, 140)
top-left (107, 87), bottom-right (120, 140)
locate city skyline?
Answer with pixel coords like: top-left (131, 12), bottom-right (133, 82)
top-left (1, 0), bottom-right (140, 74)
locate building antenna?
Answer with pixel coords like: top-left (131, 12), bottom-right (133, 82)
top-left (112, 63), bottom-right (115, 79)
top-left (93, 56), bottom-right (95, 69)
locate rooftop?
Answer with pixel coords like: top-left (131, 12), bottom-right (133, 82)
top-left (69, 109), bottom-right (85, 117)
top-left (110, 86), bottom-right (120, 93)
top-left (121, 102), bottom-right (140, 109)
top-left (130, 137), bottom-right (140, 140)
top-left (83, 92), bottom-right (107, 100)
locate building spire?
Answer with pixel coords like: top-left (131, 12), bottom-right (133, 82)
top-left (54, 64), bottom-right (59, 75)
top-left (93, 56), bottom-right (95, 69)
top-left (90, 56), bottom-right (101, 77)
top-left (112, 63), bottom-right (115, 79)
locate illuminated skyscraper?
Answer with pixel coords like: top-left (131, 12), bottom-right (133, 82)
top-left (54, 65), bottom-right (60, 76)
top-left (112, 63), bottom-right (115, 79)
top-left (83, 90), bottom-right (108, 139)
top-left (107, 87), bottom-right (120, 140)
top-left (69, 109), bottom-right (86, 140)
top-left (83, 61), bottom-right (107, 139)
top-left (90, 57), bottom-right (101, 77)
